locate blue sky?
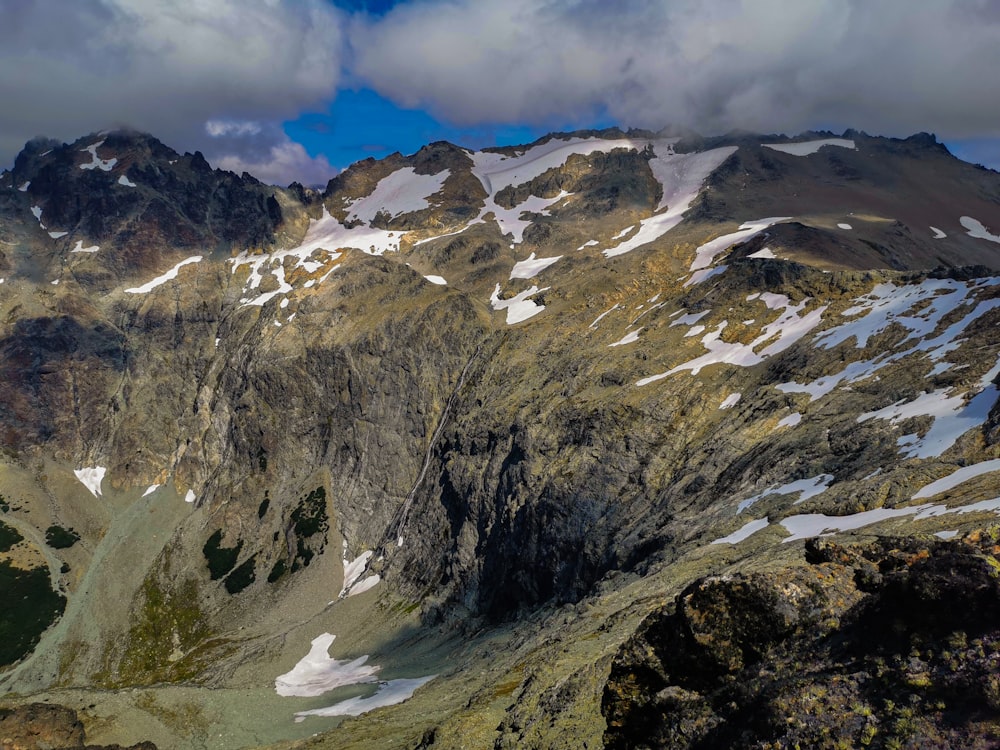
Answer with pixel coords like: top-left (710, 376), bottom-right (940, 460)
top-left (1, 1), bottom-right (999, 184)
top-left (283, 87), bottom-right (616, 172)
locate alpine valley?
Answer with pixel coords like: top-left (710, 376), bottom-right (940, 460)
top-left (1, 127), bottom-right (1000, 749)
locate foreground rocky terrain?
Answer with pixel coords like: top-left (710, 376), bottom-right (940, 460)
top-left (0, 127), bottom-right (999, 748)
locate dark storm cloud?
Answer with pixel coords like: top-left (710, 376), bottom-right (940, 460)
top-left (0, 0), bottom-right (343, 181)
top-left (349, 0), bottom-right (1000, 140)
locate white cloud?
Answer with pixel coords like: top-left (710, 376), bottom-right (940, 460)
top-left (0, 0), bottom-right (343, 165)
top-left (206, 120), bottom-right (264, 138)
top-left (214, 138), bottom-right (335, 187)
top-left (349, 0), bottom-right (1000, 140)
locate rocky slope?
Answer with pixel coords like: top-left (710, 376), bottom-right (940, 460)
top-left (0, 128), bottom-right (999, 748)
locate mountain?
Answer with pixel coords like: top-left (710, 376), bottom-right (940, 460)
top-left (0, 127), bottom-right (999, 749)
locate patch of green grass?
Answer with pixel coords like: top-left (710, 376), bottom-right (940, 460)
top-left (288, 486), bottom-right (328, 571)
top-left (0, 520), bottom-right (23, 552)
top-left (0, 560), bottom-right (66, 666)
top-left (224, 555), bottom-right (257, 594)
top-left (202, 529), bottom-right (242, 580)
top-left (267, 559), bottom-right (286, 583)
top-left (115, 574), bottom-right (210, 685)
top-left (45, 525), bottom-right (80, 549)
top-left (291, 486), bottom-right (328, 538)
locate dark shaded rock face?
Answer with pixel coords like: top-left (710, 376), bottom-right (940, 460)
top-left (3, 130), bottom-right (297, 293)
top-left (0, 702), bottom-right (156, 749)
top-left (603, 533), bottom-right (1000, 750)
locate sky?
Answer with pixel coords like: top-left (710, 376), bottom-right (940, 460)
top-left (1, 0), bottom-right (999, 186)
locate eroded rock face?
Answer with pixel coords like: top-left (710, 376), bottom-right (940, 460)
top-left (0, 702), bottom-right (156, 749)
top-left (603, 533), bottom-right (1000, 750)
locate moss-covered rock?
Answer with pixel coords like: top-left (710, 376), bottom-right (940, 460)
top-left (603, 534), bottom-right (1000, 750)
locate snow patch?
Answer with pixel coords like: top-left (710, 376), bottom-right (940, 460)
top-left (510, 252), bottom-right (562, 280)
top-left (777, 412), bottom-right (802, 428)
top-left (118, 175), bottom-right (137, 188)
top-left (711, 517), bottom-right (770, 544)
top-left (837, 223), bottom-right (853, 230)
top-left (638, 294), bottom-right (825, 385)
top-left (609, 328), bottom-right (642, 347)
top-left (690, 217), bottom-right (791, 272)
top-left (490, 283), bottom-right (548, 324)
top-left (857, 357), bottom-right (1000, 459)
top-left (737, 474), bottom-right (834, 513)
top-left (489, 191), bottom-right (570, 244)
top-left (345, 168), bottom-right (449, 223)
top-left (589, 304), bottom-right (620, 329)
top-left (71, 241), bottom-right (100, 253)
top-left (184, 490), bottom-right (196, 504)
top-left (670, 310), bottom-right (710, 328)
top-left (293, 675), bottom-right (436, 722)
top-left (780, 496), bottom-right (1000, 542)
top-left (747, 247), bottom-right (776, 259)
top-left (48, 231), bottom-right (68, 239)
top-left (340, 548), bottom-right (381, 598)
top-left (142, 484), bottom-right (160, 497)
top-left (913, 459), bottom-right (1000, 499)
top-left (684, 265), bottom-right (729, 287)
top-left (125, 256), bottom-right (202, 294)
top-left (930, 226), bottom-right (946, 239)
top-left (778, 278), bottom-right (1000, 404)
top-left (275, 633), bottom-right (379, 698)
top-left (79, 140), bottom-right (117, 171)
top-left (761, 138), bottom-right (856, 156)
top-left (18, 181), bottom-right (29, 192)
top-left (960, 216), bottom-right (1000, 244)
top-left (720, 393), bottom-right (741, 409)
top-left (423, 275), bottom-right (447, 285)
top-left (74, 466), bottom-right (106, 497)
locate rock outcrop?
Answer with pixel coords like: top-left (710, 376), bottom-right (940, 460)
top-left (603, 532), bottom-right (1000, 750)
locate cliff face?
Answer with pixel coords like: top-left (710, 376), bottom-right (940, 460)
top-left (0, 129), bottom-right (999, 748)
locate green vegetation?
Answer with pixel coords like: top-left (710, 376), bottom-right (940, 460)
top-left (0, 520), bottom-right (23, 552)
top-left (115, 574), bottom-right (210, 685)
top-left (202, 529), bottom-right (242, 580)
top-left (0, 560), bottom-right (66, 665)
top-left (0, 493), bottom-right (9, 512)
top-left (291, 486), bottom-right (328, 538)
top-left (45, 524), bottom-right (80, 549)
top-left (289, 486), bottom-right (329, 572)
top-left (267, 559), bottom-right (286, 583)
top-left (257, 494), bottom-right (270, 519)
top-left (224, 555), bottom-right (257, 594)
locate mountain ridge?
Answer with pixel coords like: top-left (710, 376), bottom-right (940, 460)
top-left (0, 125), bottom-right (999, 748)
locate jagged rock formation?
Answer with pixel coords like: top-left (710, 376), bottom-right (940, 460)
top-left (603, 533), bottom-right (1000, 749)
top-left (0, 127), bottom-right (998, 748)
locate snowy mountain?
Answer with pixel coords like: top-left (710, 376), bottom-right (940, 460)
top-left (0, 127), bottom-right (1000, 748)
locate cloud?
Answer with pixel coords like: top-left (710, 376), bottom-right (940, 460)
top-left (205, 120), bottom-right (264, 138)
top-left (349, 0), bottom-right (1000, 140)
top-left (0, 0), bottom-right (344, 170)
top-left (214, 137), bottom-right (336, 187)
